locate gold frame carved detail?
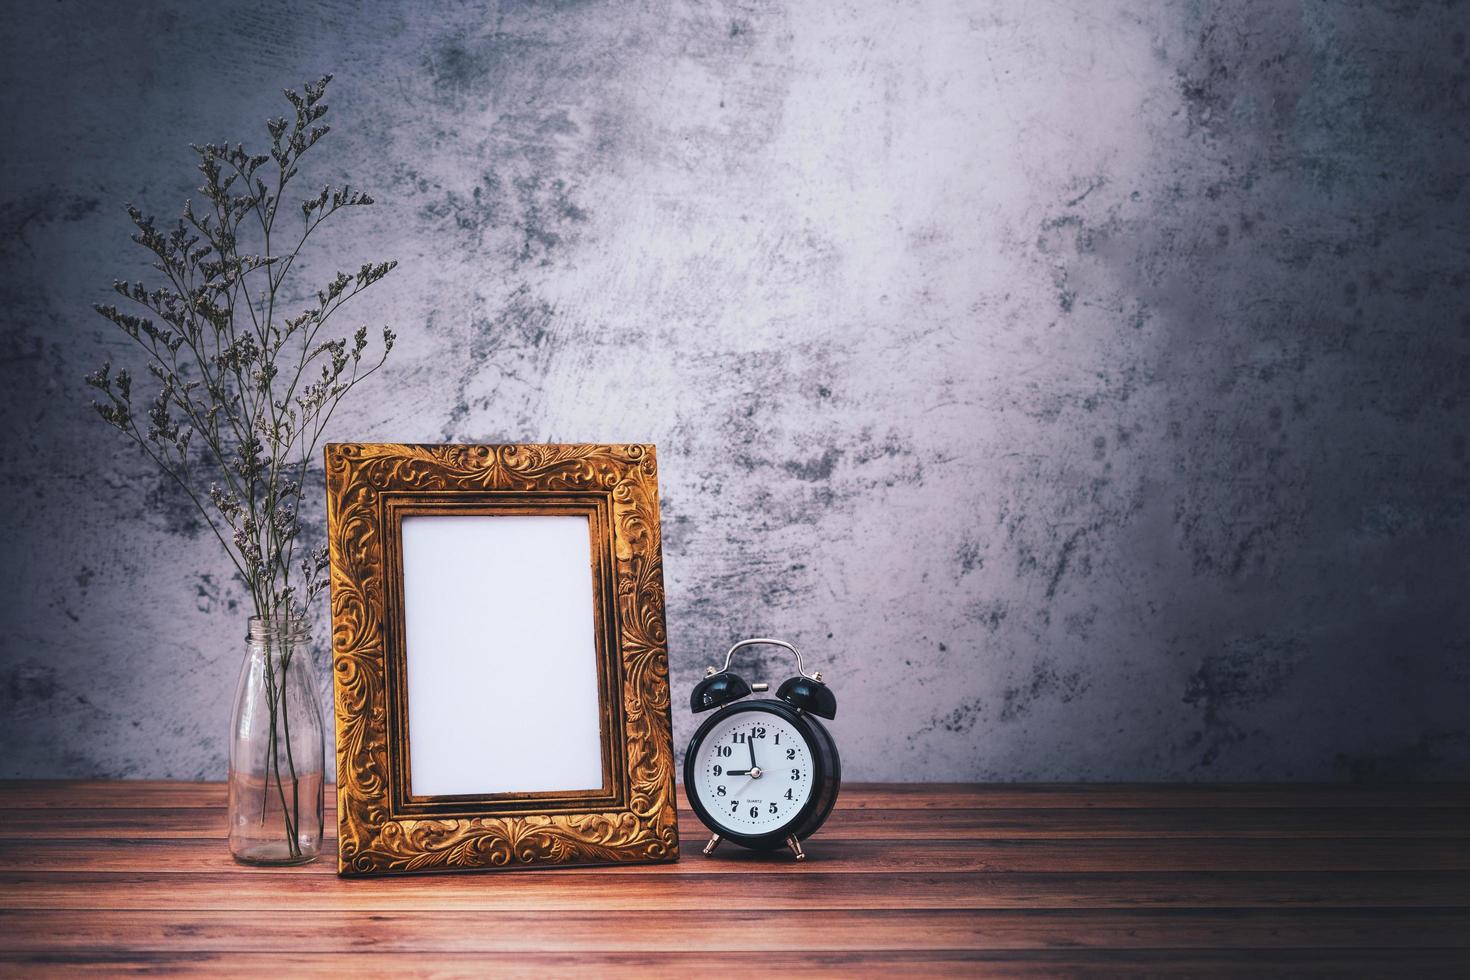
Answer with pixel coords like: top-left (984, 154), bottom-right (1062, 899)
top-left (324, 443), bottom-right (679, 875)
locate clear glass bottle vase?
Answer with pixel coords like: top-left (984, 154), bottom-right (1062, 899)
top-left (227, 616), bottom-right (325, 865)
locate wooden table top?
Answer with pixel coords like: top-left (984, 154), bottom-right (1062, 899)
top-left (1, 782), bottom-right (1467, 976)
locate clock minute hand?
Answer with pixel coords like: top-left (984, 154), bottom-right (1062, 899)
top-left (748, 737), bottom-right (757, 769)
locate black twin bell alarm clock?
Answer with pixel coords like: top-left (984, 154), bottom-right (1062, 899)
top-left (683, 638), bottom-right (840, 860)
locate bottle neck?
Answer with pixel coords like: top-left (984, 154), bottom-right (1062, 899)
top-left (247, 615), bottom-right (311, 648)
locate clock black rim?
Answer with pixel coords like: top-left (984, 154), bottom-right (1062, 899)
top-left (683, 699), bottom-right (838, 851)
top-left (799, 713), bottom-right (841, 844)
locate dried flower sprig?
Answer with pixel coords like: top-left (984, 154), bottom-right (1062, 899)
top-left (86, 74), bottom-right (396, 622)
top-left (85, 74), bottom-right (395, 861)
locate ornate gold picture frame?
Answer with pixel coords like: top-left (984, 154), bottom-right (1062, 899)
top-left (324, 443), bottom-right (679, 875)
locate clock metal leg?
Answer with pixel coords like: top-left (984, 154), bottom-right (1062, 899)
top-left (702, 833), bottom-right (722, 855)
top-left (786, 835), bottom-right (806, 861)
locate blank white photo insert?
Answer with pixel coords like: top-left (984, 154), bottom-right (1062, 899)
top-left (399, 513), bottom-right (605, 797)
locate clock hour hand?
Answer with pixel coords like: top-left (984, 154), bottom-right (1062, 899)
top-left (724, 768), bottom-right (751, 776)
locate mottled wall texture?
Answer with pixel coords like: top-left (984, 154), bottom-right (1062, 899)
top-left (2, 1), bottom-right (1467, 781)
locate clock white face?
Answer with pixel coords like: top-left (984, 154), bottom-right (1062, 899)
top-left (692, 709), bottom-right (814, 835)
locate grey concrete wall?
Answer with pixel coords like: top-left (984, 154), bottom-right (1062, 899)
top-left (1, 0), bottom-right (1466, 781)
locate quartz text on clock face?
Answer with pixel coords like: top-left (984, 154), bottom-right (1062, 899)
top-left (694, 710), bottom-right (813, 834)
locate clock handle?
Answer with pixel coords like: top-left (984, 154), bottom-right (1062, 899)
top-left (718, 637), bottom-right (821, 681)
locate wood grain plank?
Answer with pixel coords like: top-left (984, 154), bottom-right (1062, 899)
top-left (2, 949), bottom-right (1468, 979)
top-left (1, 908), bottom-right (1467, 953)
top-left (4, 836), bottom-right (1466, 874)
top-left (5, 805), bottom-right (1467, 840)
top-left (3, 781), bottom-right (1469, 978)
top-left (3, 870), bottom-right (1467, 912)
top-left (3, 781), bottom-right (1467, 810)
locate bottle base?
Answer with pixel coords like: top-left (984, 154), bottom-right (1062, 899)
top-left (229, 839), bottom-right (321, 866)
